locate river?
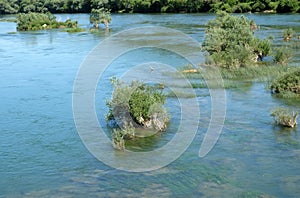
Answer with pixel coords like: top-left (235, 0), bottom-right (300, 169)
top-left (0, 13), bottom-right (300, 197)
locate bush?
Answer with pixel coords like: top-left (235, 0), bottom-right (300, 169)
top-left (106, 78), bottom-right (169, 130)
top-left (107, 78), bottom-right (169, 150)
top-left (283, 28), bottom-right (296, 41)
top-left (202, 11), bottom-right (272, 69)
top-left (16, 12), bottom-right (78, 31)
top-left (270, 68), bottom-right (300, 98)
top-left (112, 122), bottom-right (135, 150)
top-left (274, 47), bottom-right (292, 64)
top-left (271, 107), bottom-right (298, 128)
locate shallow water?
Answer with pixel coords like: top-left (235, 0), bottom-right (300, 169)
top-left (0, 13), bottom-right (300, 197)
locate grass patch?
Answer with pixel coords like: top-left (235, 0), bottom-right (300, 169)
top-left (180, 64), bottom-right (298, 81)
top-left (166, 90), bottom-right (196, 98)
top-left (63, 27), bottom-right (85, 33)
top-left (165, 64), bottom-right (294, 90)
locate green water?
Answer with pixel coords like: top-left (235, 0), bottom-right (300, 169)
top-left (0, 13), bottom-right (300, 197)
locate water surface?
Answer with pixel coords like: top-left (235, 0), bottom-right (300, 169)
top-left (0, 13), bottom-right (300, 197)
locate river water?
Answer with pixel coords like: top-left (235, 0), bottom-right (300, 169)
top-left (0, 13), bottom-right (300, 197)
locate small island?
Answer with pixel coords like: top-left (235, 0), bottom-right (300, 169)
top-left (16, 12), bottom-right (80, 31)
top-left (106, 78), bottom-right (169, 150)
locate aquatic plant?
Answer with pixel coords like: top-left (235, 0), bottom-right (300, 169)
top-left (202, 11), bottom-right (272, 69)
top-left (271, 107), bottom-right (298, 128)
top-left (63, 27), bottom-right (85, 33)
top-left (270, 68), bottom-right (300, 98)
top-left (283, 28), bottom-right (296, 41)
top-left (273, 47), bottom-right (293, 64)
top-left (112, 122), bottom-right (135, 150)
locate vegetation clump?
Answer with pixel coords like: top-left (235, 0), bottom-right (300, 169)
top-left (16, 12), bottom-right (78, 31)
top-left (273, 47), bottom-right (292, 64)
top-left (112, 122), bottom-right (135, 150)
top-left (270, 69), bottom-right (300, 98)
top-left (283, 28), bottom-right (296, 41)
top-left (271, 107), bottom-right (298, 128)
top-left (90, 8), bottom-right (111, 29)
top-left (202, 11), bottom-right (272, 69)
top-left (106, 78), bottom-right (169, 150)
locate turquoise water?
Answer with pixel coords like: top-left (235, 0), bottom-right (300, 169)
top-left (1, 13), bottom-right (300, 197)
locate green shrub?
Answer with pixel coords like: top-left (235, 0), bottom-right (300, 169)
top-left (106, 78), bottom-right (168, 128)
top-left (271, 107), bottom-right (298, 128)
top-left (112, 122), bottom-right (135, 150)
top-left (274, 47), bottom-right (292, 64)
top-left (16, 12), bottom-right (78, 31)
top-left (107, 78), bottom-right (169, 150)
top-left (270, 68), bottom-right (300, 98)
top-left (202, 11), bottom-right (272, 69)
top-left (283, 28), bottom-right (296, 41)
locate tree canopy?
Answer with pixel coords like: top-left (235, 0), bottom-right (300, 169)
top-left (0, 0), bottom-right (299, 14)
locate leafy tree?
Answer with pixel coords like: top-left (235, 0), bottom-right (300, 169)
top-left (20, 0), bottom-right (48, 13)
top-left (202, 11), bottom-right (272, 68)
top-left (0, 0), bottom-right (19, 14)
top-left (90, 8), bottom-right (111, 28)
top-left (44, 0), bottom-right (65, 13)
top-left (276, 0), bottom-right (299, 13)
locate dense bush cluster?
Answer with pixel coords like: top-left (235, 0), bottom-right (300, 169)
top-left (106, 78), bottom-right (169, 150)
top-left (16, 12), bottom-right (78, 31)
top-left (0, 0), bottom-right (299, 14)
top-left (270, 69), bottom-right (300, 98)
top-left (202, 11), bottom-right (272, 68)
top-left (106, 78), bottom-right (168, 129)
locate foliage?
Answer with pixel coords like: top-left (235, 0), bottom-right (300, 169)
top-left (276, 0), bottom-right (299, 13)
top-left (106, 78), bottom-right (168, 127)
top-left (63, 27), bottom-right (85, 33)
top-left (90, 8), bottom-right (111, 28)
top-left (0, 0), bottom-right (299, 14)
top-left (106, 78), bottom-right (169, 150)
top-left (112, 122), bottom-right (135, 150)
top-left (270, 68), bottom-right (300, 98)
top-left (17, 12), bottom-right (78, 31)
top-left (202, 11), bottom-right (272, 68)
top-left (271, 107), bottom-right (298, 128)
top-left (0, 0), bottom-right (19, 14)
top-left (20, 0), bottom-right (48, 13)
top-left (283, 28), bottom-right (296, 41)
top-left (273, 47), bottom-right (292, 64)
